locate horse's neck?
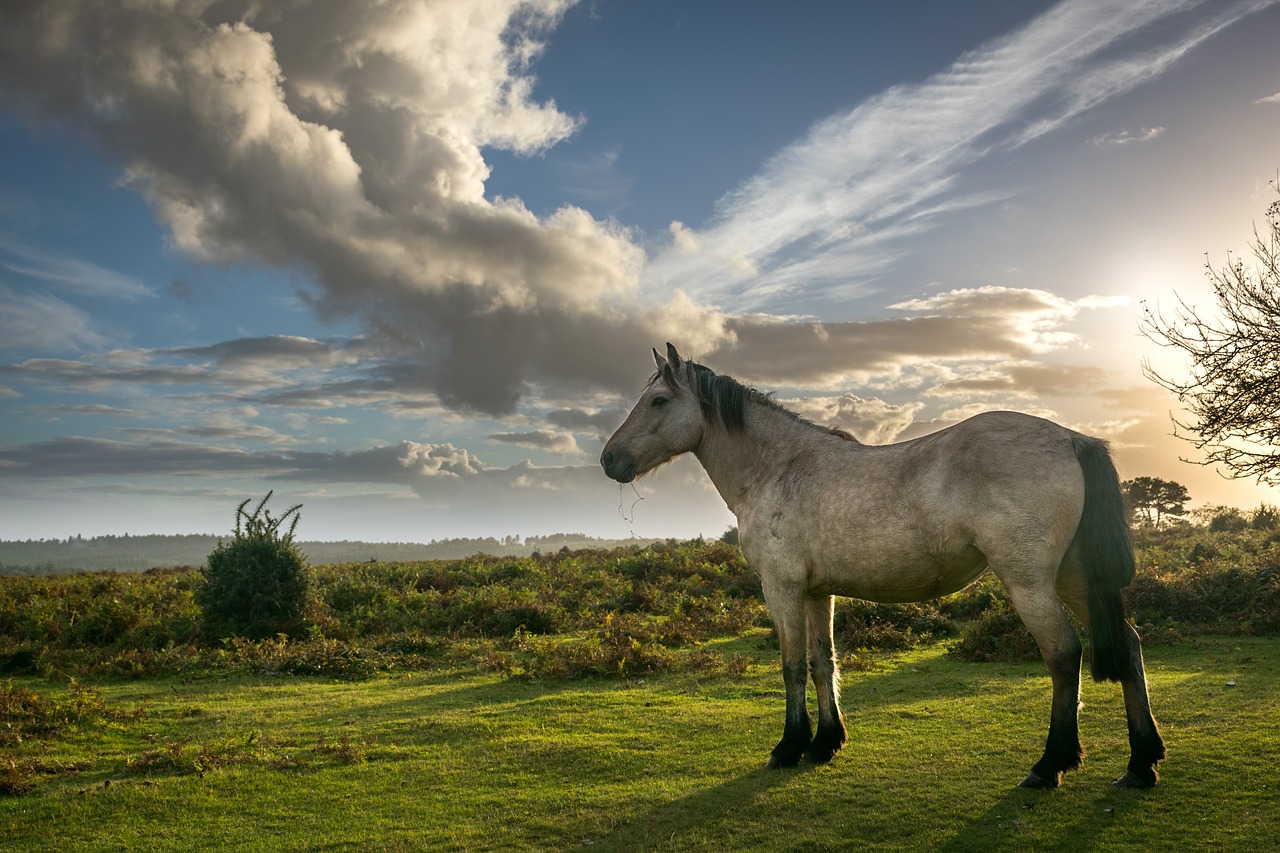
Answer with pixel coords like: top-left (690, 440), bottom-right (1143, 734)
top-left (694, 402), bottom-right (812, 514)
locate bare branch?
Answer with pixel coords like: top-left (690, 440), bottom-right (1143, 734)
top-left (1141, 180), bottom-right (1280, 485)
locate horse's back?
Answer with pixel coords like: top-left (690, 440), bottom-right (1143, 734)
top-left (743, 410), bottom-right (1086, 602)
top-left (896, 411), bottom-right (1086, 556)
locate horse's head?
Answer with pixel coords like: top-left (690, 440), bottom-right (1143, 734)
top-left (600, 343), bottom-right (705, 483)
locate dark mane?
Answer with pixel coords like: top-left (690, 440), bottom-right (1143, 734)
top-left (661, 360), bottom-right (856, 441)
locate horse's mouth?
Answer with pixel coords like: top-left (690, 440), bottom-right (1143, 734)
top-left (603, 465), bottom-right (636, 484)
top-left (600, 449), bottom-right (637, 483)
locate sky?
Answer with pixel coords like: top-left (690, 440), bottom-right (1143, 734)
top-left (1, 0), bottom-right (1279, 544)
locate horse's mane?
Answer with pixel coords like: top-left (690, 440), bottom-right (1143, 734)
top-left (657, 360), bottom-right (857, 441)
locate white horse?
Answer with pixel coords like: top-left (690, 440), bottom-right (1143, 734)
top-left (601, 344), bottom-right (1164, 788)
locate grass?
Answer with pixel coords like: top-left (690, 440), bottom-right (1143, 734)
top-left (3, 632), bottom-right (1277, 851)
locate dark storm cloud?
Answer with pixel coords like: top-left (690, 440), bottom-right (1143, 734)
top-left (546, 407), bottom-right (629, 438)
top-left (0, 0), bottom-right (729, 415)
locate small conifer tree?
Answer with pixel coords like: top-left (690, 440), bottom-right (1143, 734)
top-left (198, 492), bottom-right (314, 641)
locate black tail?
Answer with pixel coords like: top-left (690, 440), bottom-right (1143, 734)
top-left (1070, 435), bottom-right (1138, 683)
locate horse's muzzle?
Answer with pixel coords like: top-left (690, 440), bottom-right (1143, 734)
top-left (600, 448), bottom-right (637, 483)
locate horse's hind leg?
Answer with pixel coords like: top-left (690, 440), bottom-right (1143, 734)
top-left (1000, 581), bottom-right (1085, 789)
top-left (762, 578), bottom-right (812, 768)
top-left (805, 595), bottom-right (846, 763)
top-left (1059, 579), bottom-right (1165, 788)
top-left (1113, 621), bottom-right (1166, 787)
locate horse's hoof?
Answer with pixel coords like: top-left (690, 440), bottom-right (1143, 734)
top-left (805, 734), bottom-right (845, 765)
top-left (766, 746), bottom-right (806, 769)
top-left (1112, 769), bottom-right (1157, 789)
top-left (766, 754), bottom-right (799, 770)
top-left (1018, 771), bottom-right (1060, 789)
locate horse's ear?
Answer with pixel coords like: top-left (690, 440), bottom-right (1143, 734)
top-left (652, 347), bottom-right (667, 370)
top-left (665, 342), bottom-right (683, 368)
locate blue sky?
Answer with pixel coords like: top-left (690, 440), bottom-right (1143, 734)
top-left (1, 0), bottom-right (1279, 543)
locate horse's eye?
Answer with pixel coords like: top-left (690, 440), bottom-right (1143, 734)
top-left (651, 396), bottom-right (668, 409)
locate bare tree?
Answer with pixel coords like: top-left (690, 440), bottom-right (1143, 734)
top-left (1142, 180), bottom-right (1280, 484)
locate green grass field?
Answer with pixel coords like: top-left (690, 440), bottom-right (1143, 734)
top-left (4, 632), bottom-right (1276, 851)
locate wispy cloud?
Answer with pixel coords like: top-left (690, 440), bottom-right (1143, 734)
top-left (1090, 127), bottom-right (1166, 146)
top-left (646, 0), bottom-right (1276, 311)
top-left (0, 287), bottom-right (112, 352)
top-left (0, 237), bottom-right (154, 300)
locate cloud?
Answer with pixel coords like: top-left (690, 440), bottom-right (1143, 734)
top-left (1256, 92), bottom-right (1280, 104)
top-left (1090, 127), bottom-right (1166, 146)
top-left (0, 432), bottom-right (644, 530)
top-left (2, 0), bottom-right (1266, 420)
top-left (667, 221), bottom-right (700, 254)
top-left (0, 287), bottom-right (112, 353)
top-left (0, 435), bottom-right (481, 482)
top-left (923, 362), bottom-right (1114, 399)
top-left (642, 0), bottom-right (1273, 311)
top-left (545, 406), bottom-right (628, 439)
top-left (0, 0), bottom-right (730, 415)
top-left (692, 286), bottom-right (1122, 390)
top-left (40, 403), bottom-right (149, 418)
top-left (488, 429), bottom-right (582, 455)
top-left (785, 395), bottom-right (924, 444)
top-left (0, 238), bottom-right (155, 300)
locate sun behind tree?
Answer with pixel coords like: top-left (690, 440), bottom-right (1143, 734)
top-left (1142, 180), bottom-right (1280, 484)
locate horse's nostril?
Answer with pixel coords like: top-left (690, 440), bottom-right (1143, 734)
top-left (601, 450), bottom-right (615, 470)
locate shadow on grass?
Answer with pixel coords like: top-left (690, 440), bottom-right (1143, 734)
top-left (591, 761), bottom-right (812, 851)
top-left (934, 780), bottom-right (1154, 853)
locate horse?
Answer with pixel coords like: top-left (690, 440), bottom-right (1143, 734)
top-left (600, 343), bottom-right (1165, 789)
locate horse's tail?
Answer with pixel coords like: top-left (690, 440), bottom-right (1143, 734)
top-left (1069, 434), bottom-right (1138, 683)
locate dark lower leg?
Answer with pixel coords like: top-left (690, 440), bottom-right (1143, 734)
top-left (1114, 626), bottom-right (1165, 788)
top-left (767, 658), bottom-right (812, 768)
top-left (1020, 642), bottom-right (1084, 789)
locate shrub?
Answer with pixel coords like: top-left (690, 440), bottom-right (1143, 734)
top-left (1251, 504), bottom-right (1280, 531)
top-left (1208, 507), bottom-right (1248, 532)
top-left (197, 493), bottom-right (315, 641)
top-left (948, 602), bottom-right (1042, 663)
top-left (833, 600), bottom-right (957, 651)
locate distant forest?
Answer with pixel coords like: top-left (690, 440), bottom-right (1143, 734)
top-left (0, 533), bottom-right (661, 575)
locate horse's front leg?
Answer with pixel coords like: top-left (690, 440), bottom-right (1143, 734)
top-left (763, 580), bottom-right (812, 768)
top-left (805, 595), bottom-right (847, 763)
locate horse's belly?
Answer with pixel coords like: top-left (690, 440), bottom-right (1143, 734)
top-left (808, 548), bottom-right (987, 603)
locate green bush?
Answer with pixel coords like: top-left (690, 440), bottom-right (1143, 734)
top-left (197, 494), bottom-right (315, 641)
top-left (948, 601), bottom-right (1041, 663)
top-left (5, 523), bottom-right (1280, 682)
top-left (833, 600), bottom-right (957, 651)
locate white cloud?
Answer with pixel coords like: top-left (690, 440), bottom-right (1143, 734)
top-left (0, 0), bottom-right (731, 414)
top-left (644, 0), bottom-right (1273, 311)
top-left (786, 395), bottom-right (924, 444)
top-left (668, 220), bottom-right (700, 254)
top-left (488, 429), bottom-right (582, 455)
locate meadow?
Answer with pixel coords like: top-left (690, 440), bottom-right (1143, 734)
top-left (2, 523), bottom-right (1279, 850)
